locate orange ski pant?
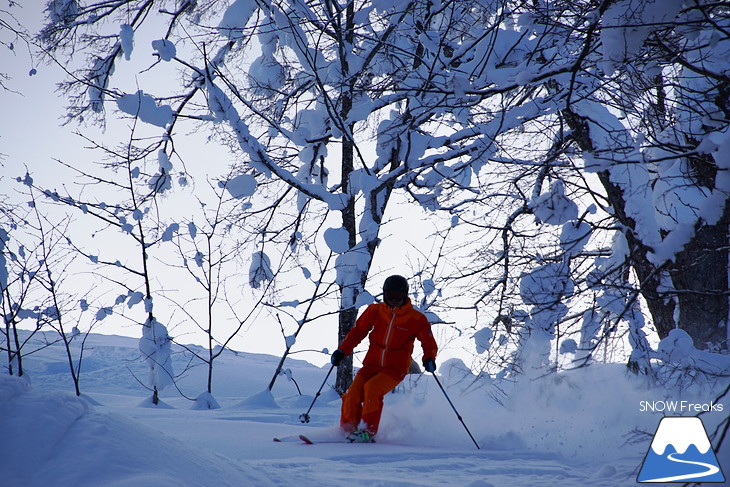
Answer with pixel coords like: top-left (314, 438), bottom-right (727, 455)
top-left (340, 368), bottom-right (401, 435)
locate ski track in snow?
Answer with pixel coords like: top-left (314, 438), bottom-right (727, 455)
top-left (115, 401), bottom-right (620, 487)
top-left (233, 437), bottom-right (590, 487)
top-left (4, 332), bottom-right (728, 487)
top-left (641, 453), bottom-right (721, 483)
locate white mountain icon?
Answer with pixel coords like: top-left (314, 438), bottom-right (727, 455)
top-left (650, 416), bottom-right (711, 455)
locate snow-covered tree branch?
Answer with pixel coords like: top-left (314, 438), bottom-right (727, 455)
top-left (35, 0), bottom-right (730, 390)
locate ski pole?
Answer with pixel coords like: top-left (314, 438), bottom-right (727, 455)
top-left (431, 372), bottom-right (480, 450)
top-left (299, 363), bottom-right (335, 423)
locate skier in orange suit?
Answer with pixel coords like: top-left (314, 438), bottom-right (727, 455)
top-left (331, 275), bottom-right (438, 443)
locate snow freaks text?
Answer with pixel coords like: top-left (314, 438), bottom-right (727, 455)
top-left (639, 401), bottom-right (724, 413)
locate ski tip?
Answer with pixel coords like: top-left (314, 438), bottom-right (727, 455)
top-left (273, 437), bottom-right (283, 442)
top-left (298, 434), bottom-right (314, 444)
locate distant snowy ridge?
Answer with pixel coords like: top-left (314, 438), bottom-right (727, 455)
top-left (650, 417), bottom-right (712, 455)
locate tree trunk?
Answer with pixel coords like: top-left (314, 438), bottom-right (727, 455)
top-left (668, 201), bottom-right (729, 349)
top-left (335, 2), bottom-right (358, 396)
top-left (564, 110), bottom-right (678, 336)
top-left (336, 306), bottom-right (357, 395)
top-left (565, 109), bottom-right (729, 351)
top-left (596, 171), bottom-right (677, 339)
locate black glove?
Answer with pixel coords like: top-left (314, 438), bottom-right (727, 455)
top-left (331, 349), bottom-right (345, 366)
top-left (423, 358), bottom-right (436, 373)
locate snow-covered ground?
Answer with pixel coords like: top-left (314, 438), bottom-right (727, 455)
top-left (1, 332), bottom-right (727, 486)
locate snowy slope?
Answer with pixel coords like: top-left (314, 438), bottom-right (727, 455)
top-left (1, 332), bottom-right (727, 487)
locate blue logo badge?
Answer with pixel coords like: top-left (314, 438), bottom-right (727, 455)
top-left (638, 416), bottom-right (725, 483)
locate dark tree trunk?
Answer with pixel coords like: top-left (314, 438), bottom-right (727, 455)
top-left (563, 109), bottom-right (729, 351)
top-left (335, 2), bottom-right (358, 396)
top-left (668, 202), bottom-right (729, 349)
top-left (596, 171), bottom-right (677, 340)
top-left (564, 109), bottom-right (678, 338)
top-left (336, 307), bottom-right (357, 395)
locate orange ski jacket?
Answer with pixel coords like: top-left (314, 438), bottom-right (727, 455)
top-left (339, 300), bottom-right (438, 381)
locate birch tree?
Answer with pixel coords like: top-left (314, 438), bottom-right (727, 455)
top-left (442, 0), bottom-right (729, 377)
top-left (529, 0), bottom-right (730, 357)
top-left (36, 0), bottom-right (728, 389)
top-left (38, 0), bottom-right (526, 391)
top-left (28, 130), bottom-right (176, 403)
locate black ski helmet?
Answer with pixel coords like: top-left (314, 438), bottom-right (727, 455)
top-left (383, 275), bottom-right (409, 296)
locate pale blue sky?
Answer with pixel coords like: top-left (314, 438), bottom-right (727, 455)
top-left (0, 3), bottom-right (473, 368)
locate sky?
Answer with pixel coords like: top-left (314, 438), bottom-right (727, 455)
top-left (0, 3), bottom-right (472, 369)
top-left (5, 0), bottom-right (726, 377)
top-left (1, 4), bottom-right (75, 172)
top-left (1, 3), bottom-right (308, 359)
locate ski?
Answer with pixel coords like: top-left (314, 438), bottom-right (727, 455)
top-left (272, 434), bottom-right (330, 444)
top-left (297, 434), bottom-right (365, 444)
top-left (272, 434), bottom-right (356, 444)
top-left (273, 430), bottom-right (376, 444)
top-left (272, 434), bottom-right (303, 442)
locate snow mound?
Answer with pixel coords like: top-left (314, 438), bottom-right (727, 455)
top-left (236, 388), bottom-right (280, 409)
top-left (192, 391), bottom-right (221, 410)
top-left (0, 375), bottom-right (275, 486)
top-left (136, 396), bottom-right (174, 408)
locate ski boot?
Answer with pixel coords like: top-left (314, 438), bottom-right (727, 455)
top-left (347, 429), bottom-right (375, 443)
